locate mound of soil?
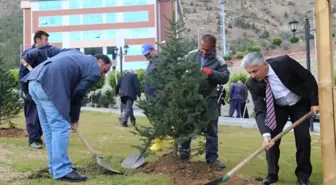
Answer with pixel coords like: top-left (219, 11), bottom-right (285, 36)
top-left (138, 153), bottom-right (260, 185)
top-left (0, 128), bottom-right (26, 138)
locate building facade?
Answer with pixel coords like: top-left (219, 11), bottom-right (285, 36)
top-left (21, 0), bottom-right (181, 70)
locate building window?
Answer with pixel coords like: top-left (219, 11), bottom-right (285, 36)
top-left (123, 0), bottom-right (149, 6)
top-left (82, 0), bottom-right (103, 8)
top-left (106, 0), bottom-right (117, 7)
top-left (106, 30), bottom-right (117, 40)
top-left (130, 28), bottom-right (151, 38)
top-left (83, 14), bottom-right (103, 25)
top-left (70, 15), bottom-right (81, 25)
top-left (106, 13), bottom-right (117, 24)
top-left (82, 31), bottom-right (103, 40)
top-left (84, 47), bottom-right (103, 56)
top-left (123, 11), bottom-right (149, 22)
top-left (126, 45), bottom-right (143, 56)
top-left (39, 16), bottom-right (63, 27)
top-left (70, 31), bottom-right (81, 41)
top-left (117, 28), bottom-right (153, 39)
top-left (48, 32), bottom-right (63, 43)
top-left (69, 0), bottom-right (81, 9)
top-left (38, 0), bottom-right (62, 10)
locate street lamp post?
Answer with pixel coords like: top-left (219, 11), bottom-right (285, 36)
top-left (113, 44), bottom-right (129, 75)
top-left (304, 18), bottom-right (311, 72)
top-left (197, 27), bottom-right (204, 49)
top-left (289, 17), bottom-right (298, 37)
top-left (289, 17), bottom-right (314, 132)
top-left (219, 0), bottom-right (227, 56)
top-left (113, 44), bottom-right (129, 118)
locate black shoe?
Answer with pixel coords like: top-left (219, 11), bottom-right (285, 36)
top-left (297, 178), bottom-right (311, 185)
top-left (131, 119), bottom-right (136, 125)
top-left (179, 151), bottom-right (190, 161)
top-left (57, 171), bottom-right (87, 182)
top-left (261, 174), bottom-right (278, 185)
top-left (207, 160), bottom-right (226, 169)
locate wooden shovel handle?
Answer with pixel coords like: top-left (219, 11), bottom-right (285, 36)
top-left (75, 129), bottom-right (97, 157)
top-left (21, 59), bottom-right (33, 71)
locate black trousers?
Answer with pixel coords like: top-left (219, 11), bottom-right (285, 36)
top-left (266, 98), bottom-right (312, 180)
top-left (240, 102), bottom-right (249, 118)
top-left (24, 99), bottom-right (43, 144)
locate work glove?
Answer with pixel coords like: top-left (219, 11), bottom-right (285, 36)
top-left (201, 67), bottom-right (213, 75)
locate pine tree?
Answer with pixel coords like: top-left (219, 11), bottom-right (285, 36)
top-left (0, 55), bottom-right (23, 127)
top-left (133, 3), bottom-right (215, 156)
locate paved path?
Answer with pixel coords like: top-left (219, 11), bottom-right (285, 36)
top-left (81, 107), bottom-right (320, 134)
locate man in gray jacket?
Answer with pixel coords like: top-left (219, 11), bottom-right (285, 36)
top-left (179, 34), bottom-right (230, 168)
top-left (20, 50), bottom-right (111, 182)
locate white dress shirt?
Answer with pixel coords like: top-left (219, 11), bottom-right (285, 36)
top-left (263, 64), bottom-right (301, 138)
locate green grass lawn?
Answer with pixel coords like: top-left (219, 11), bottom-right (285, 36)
top-left (0, 111), bottom-right (322, 185)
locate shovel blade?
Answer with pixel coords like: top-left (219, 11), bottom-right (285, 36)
top-left (121, 153), bottom-right (146, 169)
top-left (93, 155), bottom-right (122, 174)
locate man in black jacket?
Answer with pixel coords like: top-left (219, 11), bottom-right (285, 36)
top-left (115, 70), bottom-right (141, 127)
top-left (242, 52), bottom-right (319, 185)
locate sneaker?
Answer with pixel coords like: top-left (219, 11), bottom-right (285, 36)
top-left (130, 119), bottom-right (136, 126)
top-left (207, 160), bottom-right (226, 169)
top-left (29, 142), bottom-right (43, 149)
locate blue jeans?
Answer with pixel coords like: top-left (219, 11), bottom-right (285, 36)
top-left (29, 80), bottom-right (73, 179)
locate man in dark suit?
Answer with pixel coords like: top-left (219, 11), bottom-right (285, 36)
top-left (242, 52), bottom-right (319, 185)
top-left (115, 69), bottom-right (141, 127)
top-left (20, 50), bottom-right (111, 182)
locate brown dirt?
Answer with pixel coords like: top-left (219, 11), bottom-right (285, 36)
top-left (0, 128), bottom-right (26, 138)
top-left (138, 153), bottom-right (260, 185)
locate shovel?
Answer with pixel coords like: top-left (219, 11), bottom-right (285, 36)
top-left (21, 60), bottom-right (122, 174)
top-left (75, 129), bottom-right (122, 174)
top-left (203, 110), bottom-right (314, 185)
top-left (121, 137), bottom-right (151, 169)
top-left (121, 125), bottom-right (161, 169)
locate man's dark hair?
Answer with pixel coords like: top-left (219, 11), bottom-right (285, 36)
top-left (33, 30), bottom-right (49, 44)
top-left (202, 34), bottom-right (216, 46)
top-left (95, 54), bottom-right (111, 64)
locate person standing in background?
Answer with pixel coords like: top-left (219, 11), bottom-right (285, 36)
top-left (241, 80), bottom-right (250, 118)
top-left (228, 80), bottom-right (245, 118)
top-left (115, 69), bottom-right (141, 127)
